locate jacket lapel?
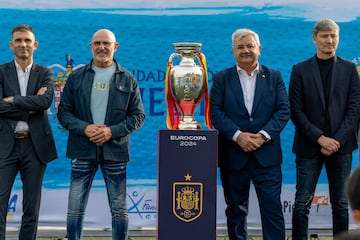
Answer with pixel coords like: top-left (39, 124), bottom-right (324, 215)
top-left (251, 65), bottom-right (266, 115)
top-left (26, 64), bottom-right (38, 96)
top-left (229, 66), bottom-right (248, 113)
top-left (6, 62), bottom-right (21, 95)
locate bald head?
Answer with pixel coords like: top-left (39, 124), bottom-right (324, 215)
top-left (90, 29), bottom-right (119, 68)
top-left (92, 29), bottom-right (116, 43)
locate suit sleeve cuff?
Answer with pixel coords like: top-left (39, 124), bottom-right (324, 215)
top-left (259, 130), bottom-right (271, 141)
top-left (232, 130), bottom-right (241, 142)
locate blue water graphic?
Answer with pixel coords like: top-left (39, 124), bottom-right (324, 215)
top-left (1, 8), bottom-right (358, 189)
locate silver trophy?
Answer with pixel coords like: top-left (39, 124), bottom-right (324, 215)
top-left (166, 42), bottom-right (209, 130)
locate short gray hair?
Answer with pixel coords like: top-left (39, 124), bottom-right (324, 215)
top-left (313, 18), bottom-right (339, 36)
top-left (232, 28), bottom-right (261, 47)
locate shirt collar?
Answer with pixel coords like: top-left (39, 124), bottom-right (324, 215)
top-left (236, 64), bottom-right (259, 76)
top-left (14, 61), bottom-right (33, 73)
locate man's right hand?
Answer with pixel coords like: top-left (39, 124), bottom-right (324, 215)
top-left (84, 124), bottom-right (112, 144)
top-left (317, 135), bottom-right (340, 156)
top-left (236, 132), bottom-right (261, 152)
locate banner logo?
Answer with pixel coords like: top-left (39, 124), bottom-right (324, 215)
top-left (312, 195), bottom-right (328, 205)
top-left (7, 194), bottom-right (18, 221)
top-left (173, 175), bottom-right (203, 222)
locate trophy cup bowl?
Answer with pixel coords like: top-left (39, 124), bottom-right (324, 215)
top-left (169, 42), bottom-right (206, 129)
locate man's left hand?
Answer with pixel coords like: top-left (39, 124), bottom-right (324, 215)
top-left (89, 126), bottom-right (112, 144)
top-left (3, 96), bottom-right (14, 103)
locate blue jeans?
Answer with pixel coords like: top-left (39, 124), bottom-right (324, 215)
top-left (66, 147), bottom-right (128, 240)
top-left (292, 153), bottom-right (352, 240)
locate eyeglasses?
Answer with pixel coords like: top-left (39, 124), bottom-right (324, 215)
top-left (92, 41), bottom-right (115, 47)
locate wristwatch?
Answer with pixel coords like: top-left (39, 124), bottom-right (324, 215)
top-left (260, 133), bottom-right (270, 143)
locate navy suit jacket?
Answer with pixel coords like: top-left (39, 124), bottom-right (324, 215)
top-left (0, 61), bottom-right (57, 163)
top-left (210, 65), bottom-right (290, 170)
top-left (289, 55), bottom-right (360, 157)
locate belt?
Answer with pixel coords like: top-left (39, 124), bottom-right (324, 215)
top-left (15, 131), bottom-right (31, 139)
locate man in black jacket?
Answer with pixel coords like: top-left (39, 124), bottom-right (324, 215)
top-left (289, 18), bottom-right (360, 239)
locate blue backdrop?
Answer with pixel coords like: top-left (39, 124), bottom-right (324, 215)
top-left (2, 3), bottom-right (360, 229)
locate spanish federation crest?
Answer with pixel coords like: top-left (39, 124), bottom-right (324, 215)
top-left (173, 179), bottom-right (203, 222)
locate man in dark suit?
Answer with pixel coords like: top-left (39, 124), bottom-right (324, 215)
top-left (0, 24), bottom-right (57, 240)
top-left (210, 28), bottom-right (290, 240)
top-left (289, 18), bottom-right (360, 239)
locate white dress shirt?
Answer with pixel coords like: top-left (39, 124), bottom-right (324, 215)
top-left (237, 65), bottom-right (258, 115)
top-left (14, 61), bottom-right (32, 133)
top-left (232, 64), bottom-right (270, 142)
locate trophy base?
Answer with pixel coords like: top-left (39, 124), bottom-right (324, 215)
top-left (178, 116), bottom-right (201, 130)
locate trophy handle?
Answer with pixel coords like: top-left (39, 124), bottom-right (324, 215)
top-left (168, 53), bottom-right (181, 66)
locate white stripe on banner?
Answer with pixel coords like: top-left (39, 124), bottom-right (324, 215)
top-left (6, 184), bottom-right (357, 230)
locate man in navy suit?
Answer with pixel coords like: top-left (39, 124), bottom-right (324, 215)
top-left (289, 18), bottom-right (360, 239)
top-left (0, 24), bottom-right (57, 240)
top-left (210, 28), bottom-right (290, 240)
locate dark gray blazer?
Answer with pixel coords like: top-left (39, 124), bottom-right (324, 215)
top-left (289, 55), bottom-right (360, 157)
top-left (0, 61), bottom-right (57, 163)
